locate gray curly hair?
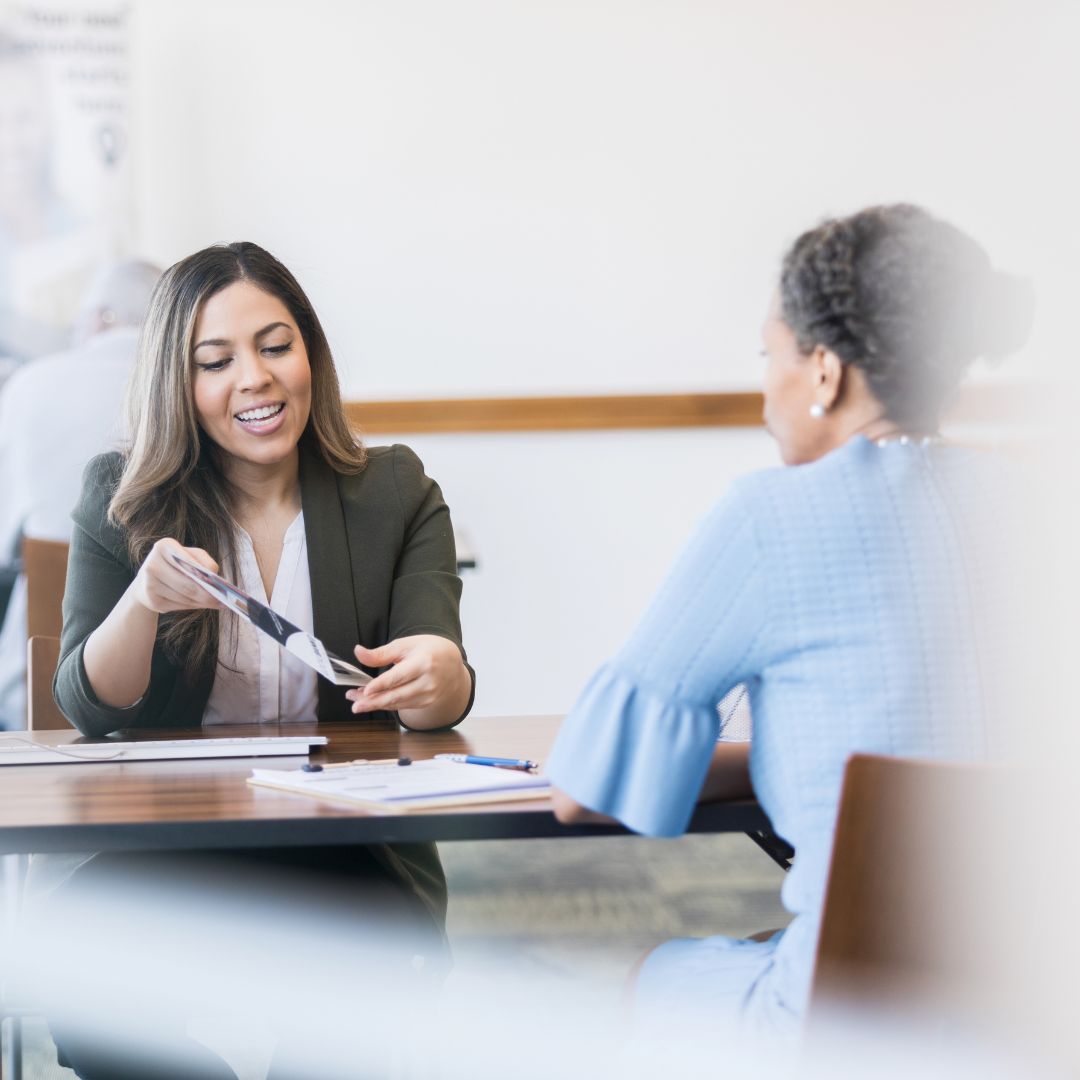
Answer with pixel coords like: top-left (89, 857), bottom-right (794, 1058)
top-left (779, 204), bottom-right (1033, 430)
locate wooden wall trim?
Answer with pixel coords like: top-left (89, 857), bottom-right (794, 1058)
top-left (346, 392), bottom-right (764, 434)
top-left (345, 383), bottom-right (1040, 435)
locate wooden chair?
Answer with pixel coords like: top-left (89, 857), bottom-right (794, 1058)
top-left (20, 538), bottom-right (70, 735)
top-left (810, 753), bottom-right (1001, 1020)
top-left (26, 635), bottom-right (67, 731)
top-left (5, 548), bottom-right (68, 1076)
top-left (21, 537), bottom-right (68, 640)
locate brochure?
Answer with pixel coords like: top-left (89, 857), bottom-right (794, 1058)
top-left (169, 550), bottom-right (372, 687)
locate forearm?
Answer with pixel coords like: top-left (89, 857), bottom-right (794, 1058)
top-left (551, 788), bottom-right (617, 825)
top-left (82, 582), bottom-right (159, 708)
top-left (698, 741), bottom-right (753, 802)
top-left (397, 659), bottom-right (472, 731)
top-left (553, 742), bottom-right (752, 825)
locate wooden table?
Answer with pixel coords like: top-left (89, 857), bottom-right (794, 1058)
top-left (0, 715), bottom-right (772, 854)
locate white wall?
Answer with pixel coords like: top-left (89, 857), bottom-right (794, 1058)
top-left (371, 427), bottom-right (778, 715)
top-left (128, 0), bottom-right (1078, 398)
top-left (119, 1), bottom-right (1079, 715)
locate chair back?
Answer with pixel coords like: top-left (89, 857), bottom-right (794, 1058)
top-left (27, 635), bottom-right (68, 731)
top-left (22, 538), bottom-right (69, 639)
top-left (810, 753), bottom-right (999, 1015)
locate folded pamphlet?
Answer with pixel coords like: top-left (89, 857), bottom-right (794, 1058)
top-left (169, 550), bottom-right (372, 687)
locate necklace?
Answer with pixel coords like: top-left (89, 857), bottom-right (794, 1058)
top-left (850, 416), bottom-right (943, 448)
top-left (873, 433), bottom-right (941, 448)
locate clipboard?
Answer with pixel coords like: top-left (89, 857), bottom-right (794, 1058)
top-left (249, 759), bottom-right (551, 812)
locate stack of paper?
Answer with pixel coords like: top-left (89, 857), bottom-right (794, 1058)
top-left (248, 759), bottom-right (550, 811)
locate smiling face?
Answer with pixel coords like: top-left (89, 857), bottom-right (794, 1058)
top-left (191, 281), bottom-right (312, 480)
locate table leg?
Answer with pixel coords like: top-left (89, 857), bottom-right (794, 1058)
top-left (745, 829), bottom-right (793, 871)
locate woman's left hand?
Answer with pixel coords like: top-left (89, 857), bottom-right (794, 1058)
top-left (346, 635), bottom-right (470, 726)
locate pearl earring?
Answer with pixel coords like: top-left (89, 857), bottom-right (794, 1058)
top-left (809, 403), bottom-right (826, 420)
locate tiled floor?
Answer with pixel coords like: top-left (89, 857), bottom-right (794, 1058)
top-left (13, 832), bottom-right (789, 1078)
top-left (443, 832), bottom-right (790, 983)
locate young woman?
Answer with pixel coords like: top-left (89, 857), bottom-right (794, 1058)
top-left (57, 242), bottom-right (473, 736)
top-left (549, 204), bottom-right (1032, 1042)
top-left (49, 242), bottom-right (474, 1078)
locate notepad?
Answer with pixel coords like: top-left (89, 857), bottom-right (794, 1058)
top-left (248, 759), bottom-right (550, 811)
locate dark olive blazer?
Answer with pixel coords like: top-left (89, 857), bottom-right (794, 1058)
top-left (55, 441), bottom-right (474, 737)
top-left (53, 441), bottom-right (473, 924)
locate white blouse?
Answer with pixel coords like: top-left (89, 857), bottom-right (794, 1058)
top-left (202, 511), bottom-right (319, 725)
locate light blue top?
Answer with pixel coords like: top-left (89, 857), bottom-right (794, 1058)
top-left (547, 435), bottom-right (1015, 1035)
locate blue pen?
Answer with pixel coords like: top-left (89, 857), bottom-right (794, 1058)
top-left (434, 753), bottom-right (538, 771)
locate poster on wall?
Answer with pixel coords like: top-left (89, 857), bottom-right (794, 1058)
top-left (0, 0), bottom-right (130, 366)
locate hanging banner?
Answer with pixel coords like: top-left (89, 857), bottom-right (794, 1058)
top-left (0, 1), bottom-right (131, 361)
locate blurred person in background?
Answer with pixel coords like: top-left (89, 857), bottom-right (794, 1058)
top-left (550, 204), bottom-right (1033, 1044)
top-left (0, 258), bottom-right (161, 730)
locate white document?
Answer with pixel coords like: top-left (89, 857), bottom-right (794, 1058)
top-left (0, 732), bottom-right (327, 766)
top-left (169, 550), bottom-right (371, 687)
top-left (249, 759), bottom-right (551, 812)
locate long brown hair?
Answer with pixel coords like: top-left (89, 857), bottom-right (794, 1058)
top-left (110, 242), bottom-right (366, 681)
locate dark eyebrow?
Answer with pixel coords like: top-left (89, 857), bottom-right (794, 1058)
top-left (255, 321), bottom-right (290, 340)
top-left (193, 322), bottom-right (291, 352)
top-left (193, 337), bottom-right (229, 352)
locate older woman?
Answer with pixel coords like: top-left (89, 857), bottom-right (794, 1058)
top-left (550, 204), bottom-right (1032, 1040)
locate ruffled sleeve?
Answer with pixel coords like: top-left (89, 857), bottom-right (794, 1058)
top-left (546, 664), bottom-right (722, 836)
top-left (546, 482), bottom-right (768, 837)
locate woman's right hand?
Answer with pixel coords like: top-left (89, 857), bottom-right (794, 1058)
top-left (130, 538), bottom-right (224, 615)
top-left (83, 538), bottom-right (223, 710)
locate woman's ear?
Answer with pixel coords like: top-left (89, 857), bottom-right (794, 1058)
top-left (809, 345), bottom-right (845, 411)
